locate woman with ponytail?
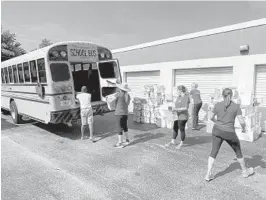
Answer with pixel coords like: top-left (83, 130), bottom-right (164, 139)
top-left (113, 83), bottom-right (131, 148)
top-left (205, 88), bottom-right (254, 181)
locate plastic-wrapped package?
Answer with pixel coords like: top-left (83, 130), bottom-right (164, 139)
top-left (105, 93), bottom-right (118, 110)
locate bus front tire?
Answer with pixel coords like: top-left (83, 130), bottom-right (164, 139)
top-left (10, 101), bottom-right (21, 124)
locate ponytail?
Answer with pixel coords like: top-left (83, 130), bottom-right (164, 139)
top-left (222, 88), bottom-right (233, 111)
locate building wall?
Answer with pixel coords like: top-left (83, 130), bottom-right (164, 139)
top-left (113, 25), bottom-right (266, 66)
top-left (119, 55), bottom-right (266, 105)
top-left (112, 19), bottom-right (266, 109)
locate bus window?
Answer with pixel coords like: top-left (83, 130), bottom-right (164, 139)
top-left (75, 64), bottom-right (82, 71)
top-left (1, 69), bottom-right (5, 83)
top-left (17, 64), bottom-right (24, 83)
top-left (98, 61), bottom-right (118, 78)
top-left (83, 63), bottom-right (92, 70)
top-left (4, 68), bottom-right (9, 83)
top-left (37, 58), bottom-right (46, 83)
top-left (12, 65), bottom-right (18, 83)
top-left (23, 62), bottom-right (31, 82)
top-left (30, 60), bottom-right (38, 83)
top-left (50, 63), bottom-right (70, 82)
top-left (8, 66), bottom-right (13, 83)
top-left (71, 64), bottom-right (75, 72)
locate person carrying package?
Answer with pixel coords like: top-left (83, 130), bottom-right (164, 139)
top-left (113, 82), bottom-right (131, 148)
top-left (205, 88), bottom-right (254, 182)
top-left (165, 85), bottom-right (190, 149)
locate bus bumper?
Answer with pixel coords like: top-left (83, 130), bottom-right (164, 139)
top-left (50, 101), bottom-right (112, 124)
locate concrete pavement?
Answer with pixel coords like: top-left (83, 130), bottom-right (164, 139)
top-left (1, 112), bottom-right (266, 200)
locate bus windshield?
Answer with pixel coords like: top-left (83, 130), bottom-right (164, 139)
top-left (50, 63), bottom-right (70, 82)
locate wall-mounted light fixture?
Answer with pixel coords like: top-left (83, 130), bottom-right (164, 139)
top-left (240, 45), bottom-right (249, 55)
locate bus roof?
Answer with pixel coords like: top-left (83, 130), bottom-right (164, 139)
top-left (1, 41), bottom-right (109, 68)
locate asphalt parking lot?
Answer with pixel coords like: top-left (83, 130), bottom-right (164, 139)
top-left (1, 112), bottom-right (266, 200)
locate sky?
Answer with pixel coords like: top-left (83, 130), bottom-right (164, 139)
top-left (1, 1), bottom-right (266, 52)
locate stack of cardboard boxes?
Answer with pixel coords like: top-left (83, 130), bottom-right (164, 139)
top-left (132, 84), bottom-right (166, 125)
top-left (133, 98), bottom-right (146, 123)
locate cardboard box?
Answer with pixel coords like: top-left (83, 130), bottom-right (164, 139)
top-left (105, 93), bottom-right (117, 110)
top-left (150, 118), bottom-right (156, 124)
top-left (144, 117), bottom-right (150, 124)
top-left (235, 126), bottom-right (262, 142)
top-left (206, 121), bottom-right (214, 133)
top-left (166, 120), bottom-right (173, 129)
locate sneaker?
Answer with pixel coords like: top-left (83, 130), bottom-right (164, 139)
top-left (242, 167), bottom-right (254, 178)
top-left (176, 143), bottom-right (183, 149)
top-left (123, 139), bottom-right (130, 145)
top-left (205, 173), bottom-right (214, 182)
top-left (165, 142), bottom-right (176, 147)
top-left (113, 143), bottom-right (124, 148)
top-left (89, 138), bottom-right (96, 143)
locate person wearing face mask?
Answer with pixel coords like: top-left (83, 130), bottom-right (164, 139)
top-left (166, 85), bottom-right (190, 149)
top-left (205, 88), bottom-right (254, 181)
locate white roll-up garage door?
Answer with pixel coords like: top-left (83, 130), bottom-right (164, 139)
top-left (175, 67), bottom-right (233, 121)
top-left (255, 65), bottom-right (266, 132)
top-left (126, 71), bottom-right (160, 112)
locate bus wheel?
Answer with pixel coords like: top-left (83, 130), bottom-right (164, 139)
top-left (10, 101), bottom-right (21, 124)
top-left (1, 108), bottom-right (10, 115)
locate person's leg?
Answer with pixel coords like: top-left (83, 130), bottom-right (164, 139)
top-left (192, 104), bottom-right (198, 129)
top-left (80, 110), bottom-right (88, 140)
top-left (225, 138), bottom-right (254, 177)
top-left (176, 120), bottom-right (187, 149)
top-left (88, 109), bottom-right (94, 140)
top-left (81, 125), bottom-right (86, 140)
top-left (88, 119), bottom-right (94, 142)
top-left (122, 115), bottom-right (129, 144)
top-left (114, 116), bottom-right (123, 148)
top-left (195, 103), bottom-right (202, 128)
top-left (205, 136), bottom-right (223, 181)
top-left (166, 120), bottom-right (178, 146)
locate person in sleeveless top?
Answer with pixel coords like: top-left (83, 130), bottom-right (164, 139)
top-left (205, 88), bottom-right (254, 181)
top-left (113, 83), bottom-right (131, 148)
top-left (76, 86), bottom-right (94, 142)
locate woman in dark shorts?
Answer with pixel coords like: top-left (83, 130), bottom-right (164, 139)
top-left (166, 85), bottom-right (190, 149)
top-left (113, 83), bottom-right (131, 148)
top-left (205, 88), bottom-right (254, 181)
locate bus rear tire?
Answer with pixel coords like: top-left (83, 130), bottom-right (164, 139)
top-left (10, 101), bottom-right (21, 124)
top-left (1, 108), bottom-right (10, 115)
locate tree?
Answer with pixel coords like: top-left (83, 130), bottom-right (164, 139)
top-left (39, 38), bottom-right (53, 49)
top-left (1, 27), bottom-right (26, 61)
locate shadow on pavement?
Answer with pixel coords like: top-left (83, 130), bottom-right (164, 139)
top-left (214, 154), bottom-right (266, 179)
top-left (1, 118), bottom-right (18, 131)
top-left (30, 113), bottom-right (159, 141)
top-left (185, 135), bottom-right (212, 146)
top-left (128, 132), bottom-right (166, 146)
top-left (33, 123), bottom-right (82, 140)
